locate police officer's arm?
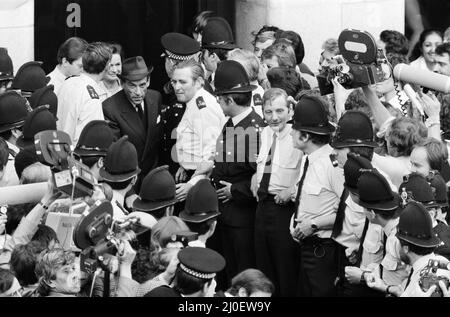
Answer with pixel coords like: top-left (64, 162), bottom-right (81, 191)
top-left (188, 107), bottom-right (223, 186)
top-left (102, 102), bottom-right (122, 140)
top-left (362, 85), bottom-right (394, 131)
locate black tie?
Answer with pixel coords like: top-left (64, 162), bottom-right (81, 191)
top-left (355, 218), bottom-right (369, 267)
top-left (294, 156), bottom-right (309, 221)
top-left (405, 268), bottom-right (414, 289)
top-left (331, 188), bottom-right (349, 238)
top-left (257, 133), bottom-right (277, 201)
top-left (137, 104), bottom-right (145, 124)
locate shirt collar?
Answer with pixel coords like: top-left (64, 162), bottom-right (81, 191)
top-left (5, 140), bottom-right (19, 155)
top-left (270, 123), bottom-right (293, 140)
top-left (232, 107), bottom-right (253, 126)
top-left (308, 143), bottom-right (333, 163)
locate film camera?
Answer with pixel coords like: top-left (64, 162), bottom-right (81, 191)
top-left (317, 28), bottom-right (390, 95)
top-left (73, 200), bottom-right (149, 275)
top-left (419, 259), bottom-right (450, 297)
top-left (35, 130), bottom-right (95, 199)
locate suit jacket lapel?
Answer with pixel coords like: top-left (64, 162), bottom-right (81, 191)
top-left (142, 93), bottom-right (159, 155)
top-left (119, 92), bottom-right (146, 142)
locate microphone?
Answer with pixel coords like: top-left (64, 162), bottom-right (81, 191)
top-left (393, 63), bottom-right (450, 94)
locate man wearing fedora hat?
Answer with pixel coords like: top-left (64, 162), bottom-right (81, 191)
top-left (99, 136), bottom-right (141, 220)
top-left (57, 42), bottom-right (112, 144)
top-left (73, 120), bottom-right (115, 181)
top-left (0, 91), bottom-right (29, 186)
top-left (355, 169), bottom-right (410, 289)
top-left (201, 16), bottom-right (237, 89)
top-left (365, 201), bottom-right (450, 297)
top-left (171, 59), bottom-right (225, 201)
top-left (289, 94), bottom-right (343, 296)
top-left (103, 55), bottom-right (162, 186)
top-left (0, 47), bottom-right (14, 95)
top-left (179, 179), bottom-right (220, 248)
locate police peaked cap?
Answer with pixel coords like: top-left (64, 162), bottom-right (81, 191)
top-left (161, 33), bottom-right (200, 61)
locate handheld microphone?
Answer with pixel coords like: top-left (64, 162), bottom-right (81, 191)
top-left (393, 63), bottom-right (450, 93)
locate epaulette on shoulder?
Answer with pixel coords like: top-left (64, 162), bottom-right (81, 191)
top-left (86, 85), bottom-right (99, 99)
top-left (196, 96), bottom-right (206, 110)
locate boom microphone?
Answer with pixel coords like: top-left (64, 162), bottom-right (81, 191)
top-left (393, 63), bottom-right (450, 93)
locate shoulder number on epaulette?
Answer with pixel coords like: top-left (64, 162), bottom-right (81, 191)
top-left (196, 96), bottom-right (206, 110)
top-left (87, 85), bottom-right (99, 99)
top-left (253, 93), bottom-right (263, 107)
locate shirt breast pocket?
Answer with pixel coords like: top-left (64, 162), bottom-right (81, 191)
top-left (277, 156), bottom-right (301, 186)
top-left (303, 183), bottom-right (322, 196)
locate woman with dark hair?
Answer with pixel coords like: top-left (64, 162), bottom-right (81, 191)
top-left (191, 11), bottom-right (215, 44)
top-left (251, 25), bottom-right (280, 60)
top-left (100, 43), bottom-right (124, 99)
top-left (409, 29), bottom-right (443, 72)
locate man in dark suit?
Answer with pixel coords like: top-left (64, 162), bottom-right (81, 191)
top-left (103, 56), bottom-right (162, 188)
top-left (210, 60), bottom-right (265, 287)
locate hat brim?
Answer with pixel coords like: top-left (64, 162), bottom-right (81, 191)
top-left (99, 167), bottom-right (141, 182)
top-left (354, 193), bottom-right (401, 211)
top-left (119, 66), bottom-right (154, 82)
top-left (396, 233), bottom-right (441, 248)
top-left (203, 43), bottom-right (237, 50)
top-left (292, 122), bottom-right (336, 135)
top-left (331, 139), bottom-right (378, 149)
top-left (133, 196), bottom-right (178, 212)
top-left (73, 148), bottom-right (107, 158)
top-left (215, 84), bottom-right (257, 95)
top-left (178, 210), bottom-right (220, 223)
top-left (0, 121), bottom-right (25, 133)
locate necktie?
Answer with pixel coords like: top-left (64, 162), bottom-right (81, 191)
top-left (404, 267), bottom-right (414, 289)
top-left (331, 188), bottom-right (350, 238)
top-left (137, 104), bottom-right (145, 124)
top-left (294, 156), bottom-right (309, 221)
top-left (257, 133), bottom-right (277, 201)
top-left (355, 218), bottom-right (369, 267)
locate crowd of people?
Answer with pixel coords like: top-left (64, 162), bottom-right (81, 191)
top-left (1, 9), bottom-right (450, 298)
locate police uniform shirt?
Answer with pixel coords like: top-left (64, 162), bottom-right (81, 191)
top-left (0, 140), bottom-right (19, 187)
top-left (176, 88), bottom-right (226, 174)
top-left (333, 196), bottom-right (367, 257)
top-left (361, 223), bottom-right (385, 269)
top-left (381, 218), bottom-right (410, 286)
top-left (251, 84), bottom-right (265, 119)
top-left (47, 66), bottom-right (66, 95)
top-left (57, 73), bottom-right (105, 144)
top-left (255, 124), bottom-right (303, 195)
top-left (293, 144), bottom-right (345, 239)
top-left (400, 253), bottom-right (450, 297)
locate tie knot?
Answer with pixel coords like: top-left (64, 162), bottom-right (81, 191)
top-left (226, 118), bottom-right (234, 128)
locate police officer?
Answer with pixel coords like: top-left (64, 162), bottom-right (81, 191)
top-left (159, 32), bottom-right (202, 176)
top-left (16, 106), bottom-right (56, 149)
top-left (29, 85), bottom-right (58, 118)
top-left (57, 42), bottom-right (112, 144)
top-left (289, 94), bottom-right (343, 297)
top-left (10, 61), bottom-right (49, 99)
top-left (99, 136), bottom-right (141, 220)
top-left (208, 60), bottom-right (264, 287)
top-left (179, 179), bottom-right (221, 248)
top-left (355, 169), bottom-right (409, 289)
top-left (73, 120), bottom-right (115, 181)
top-left (144, 247), bottom-right (226, 297)
top-left (201, 17), bottom-right (237, 89)
top-left (365, 201), bottom-right (448, 297)
top-left (172, 59), bottom-right (225, 202)
top-left (399, 172), bottom-right (450, 260)
top-left (0, 47), bottom-right (14, 94)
